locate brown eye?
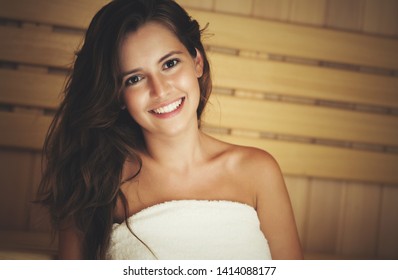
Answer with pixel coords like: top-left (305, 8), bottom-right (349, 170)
top-left (163, 59), bottom-right (179, 69)
top-left (125, 75), bottom-right (143, 86)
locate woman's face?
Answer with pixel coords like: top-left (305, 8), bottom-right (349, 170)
top-left (119, 22), bottom-right (204, 138)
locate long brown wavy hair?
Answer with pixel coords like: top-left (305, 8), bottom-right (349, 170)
top-left (37, 0), bottom-right (212, 259)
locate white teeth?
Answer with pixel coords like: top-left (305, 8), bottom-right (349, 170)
top-left (152, 98), bottom-right (183, 114)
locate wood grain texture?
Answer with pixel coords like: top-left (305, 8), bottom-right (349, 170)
top-left (0, 0), bottom-right (107, 29)
top-left (177, 0), bottom-right (214, 10)
top-left (0, 69), bottom-right (64, 109)
top-left (0, 25), bottom-right (80, 68)
top-left (188, 9), bottom-right (398, 69)
top-left (0, 111), bottom-right (52, 150)
top-left (326, 0), bottom-right (365, 32)
top-left (214, 0), bottom-right (252, 15)
top-left (305, 179), bottom-right (345, 253)
top-left (377, 185), bottom-right (398, 259)
top-left (29, 153), bottom-right (51, 232)
top-left (0, 149), bottom-right (33, 230)
top-left (252, 0), bottom-right (292, 21)
top-left (210, 52), bottom-right (398, 108)
top-left (205, 94), bottom-right (398, 146)
top-left (1, 2), bottom-right (397, 69)
top-left (363, 0), bottom-right (398, 37)
top-left (207, 133), bottom-right (398, 184)
top-left (289, 0), bottom-right (327, 25)
top-left (337, 183), bottom-right (381, 258)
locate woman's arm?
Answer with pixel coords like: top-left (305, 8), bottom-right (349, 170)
top-left (58, 222), bottom-right (85, 259)
top-left (252, 150), bottom-right (303, 259)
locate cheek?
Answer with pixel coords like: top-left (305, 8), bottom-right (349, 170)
top-left (123, 91), bottom-right (146, 118)
top-left (175, 69), bottom-right (201, 96)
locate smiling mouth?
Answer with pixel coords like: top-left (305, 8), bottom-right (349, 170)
top-left (150, 97), bottom-right (185, 115)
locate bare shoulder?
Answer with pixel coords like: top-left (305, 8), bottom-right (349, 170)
top-left (230, 144), bottom-right (284, 199)
top-left (205, 134), bottom-right (282, 185)
top-left (233, 145), bottom-right (281, 177)
top-left (203, 133), bottom-right (284, 197)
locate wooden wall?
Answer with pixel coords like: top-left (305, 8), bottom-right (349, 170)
top-left (180, 0), bottom-right (398, 36)
top-left (0, 0), bottom-right (397, 259)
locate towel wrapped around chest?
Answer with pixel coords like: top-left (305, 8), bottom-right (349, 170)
top-left (106, 200), bottom-right (272, 260)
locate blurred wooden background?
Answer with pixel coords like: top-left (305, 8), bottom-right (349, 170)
top-left (0, 0), bottom-right (397, 259)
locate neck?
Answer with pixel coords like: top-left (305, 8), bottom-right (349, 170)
top-left (141, 123), bottom-right (207, 172)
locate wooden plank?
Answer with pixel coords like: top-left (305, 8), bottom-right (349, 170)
top-left (29, 152), bottom-right (52, 232)
top-left (214, 0), bottom-right (252, 15)
top-left (177, 0), bottom-right (214, 10)
top-left (188, 9), bottom-right (398, 69)
top-left (0, 69), bottom-right (64, 109)
top-left (252, 0), bottom-right (291, 21)
top-left (289, 0), bottom-right (327, 25)
top-left (305, 179), bottom-right (345, 254)
top-left (0, 25), bottom-right (80, 68)
top-left (377, 185), bottom-right (398, 259)
top-left (0, 149), bottom-right (33, 230)
top-left (337, 183), bottom-right (381, 258)
top-left (208, 133), bottom-right (398, 184)
top-left (210, 52), bottom-right (398, 108)
top-left (326, 0), bottom-right (365, 32)
top-left (205, 94), bottom-right (398, 147)
top-left (0, 111), bottom-right (52, 150)
top-left (0, 0), bottom-right (107, 29)
top-left (363, 0), bottom-right (398, 37)
top-left (1, 0), bottom-right (397, 69)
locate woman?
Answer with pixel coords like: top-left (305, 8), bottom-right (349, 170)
top-left (38, 0), bottom-right (303, 260)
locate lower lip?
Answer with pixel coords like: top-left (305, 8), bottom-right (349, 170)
top-left (150, 97), bottom-right (185, 119)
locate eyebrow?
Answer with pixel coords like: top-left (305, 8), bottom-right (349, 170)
top-left (121, 50), bottom-right (184, 78)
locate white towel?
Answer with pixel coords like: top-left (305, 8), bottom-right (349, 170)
top-left (106, 200), bottom-right (272, 260)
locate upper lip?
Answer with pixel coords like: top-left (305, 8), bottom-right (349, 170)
top-left (149, 97), bottom-right (184, 112)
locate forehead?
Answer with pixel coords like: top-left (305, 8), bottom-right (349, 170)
top-left (119, 22), bottom-right (186, 67)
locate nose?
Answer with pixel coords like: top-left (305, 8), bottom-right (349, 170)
top-left (149, 74), bottom-right (170, 98)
